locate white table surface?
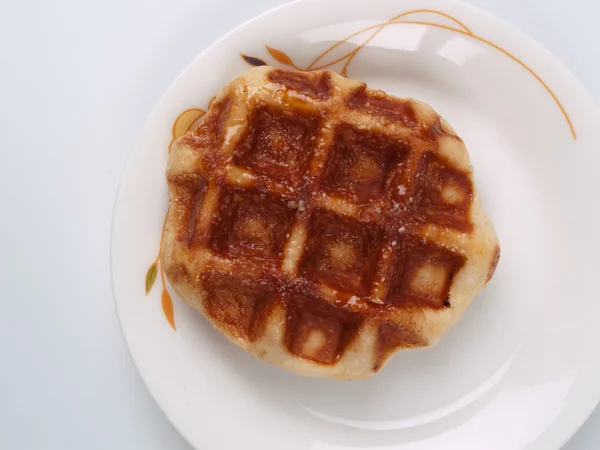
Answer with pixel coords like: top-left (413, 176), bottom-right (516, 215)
top-left (0, 0), bottom-right (598, 448)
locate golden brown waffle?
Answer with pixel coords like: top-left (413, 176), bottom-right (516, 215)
top-left (162, 66), bottom-right (500, 379)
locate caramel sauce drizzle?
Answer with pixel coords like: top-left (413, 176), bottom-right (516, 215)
top-left (242, 8), bottom-right (576, 140)
top-left (145, 108), bottom-right (206, 330)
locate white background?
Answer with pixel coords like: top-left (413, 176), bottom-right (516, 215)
top-left (0, 0), bottom-right (598, 449)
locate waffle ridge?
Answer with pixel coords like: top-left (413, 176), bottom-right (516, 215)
top-left (162, 66), bottom-right (500, 379)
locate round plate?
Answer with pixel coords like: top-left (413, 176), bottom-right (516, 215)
top-left (111, 0), bottom-right (600, 448)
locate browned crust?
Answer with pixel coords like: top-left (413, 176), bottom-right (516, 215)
top-left (162, 66), bottom-right (500, 378)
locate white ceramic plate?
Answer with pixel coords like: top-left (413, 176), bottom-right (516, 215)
top-left (111, 0), bottom-right (600, 448)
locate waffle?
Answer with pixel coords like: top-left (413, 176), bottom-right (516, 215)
top-left (162, 66), bottom-right (500, 379)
